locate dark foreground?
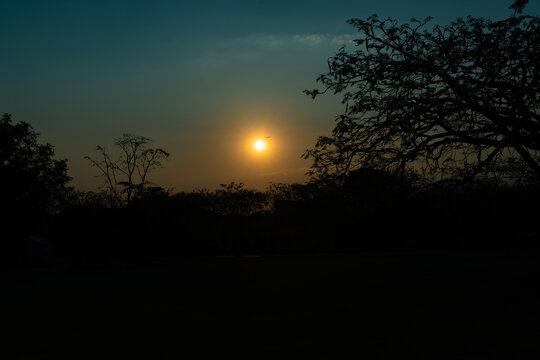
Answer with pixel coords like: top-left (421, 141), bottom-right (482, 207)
top-left (2, 250), bottom-right (540, 359)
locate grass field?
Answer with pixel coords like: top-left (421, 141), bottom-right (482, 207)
top-left (2, 250), bottom-right (540, 359)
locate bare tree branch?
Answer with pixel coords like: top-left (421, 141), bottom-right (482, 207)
top-left (85, 134), bottom-right (169, 205)
top-left (305, 15), bottom-right (540, 187)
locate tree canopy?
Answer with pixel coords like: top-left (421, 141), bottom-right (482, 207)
top-left (0, 113), bottom-right (71, 218)
top-left (304, 15), bottom-right (540, 187)
top-left (510, 0), bottom-right (529, 14)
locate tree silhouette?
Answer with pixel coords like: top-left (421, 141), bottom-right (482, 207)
top-left (0, 113), bottom-right (71, 241)
top-left (304, 15), bottom-right (540, 186)
top-left (85, 134), bottom-right (169, 205)
top-left (510, 0), bottom-right (529, 14)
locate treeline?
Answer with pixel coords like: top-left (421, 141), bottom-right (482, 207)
top-left (32, 171), bottom-right (538, 265)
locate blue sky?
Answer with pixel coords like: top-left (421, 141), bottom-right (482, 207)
top-left (1, 0), bottom-right (538, 191)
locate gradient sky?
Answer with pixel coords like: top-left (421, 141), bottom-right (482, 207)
top-left (2, 0), bottom-right (539, 192)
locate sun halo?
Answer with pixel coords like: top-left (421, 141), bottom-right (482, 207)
top-left (254, 139), bottom-right (266, 151)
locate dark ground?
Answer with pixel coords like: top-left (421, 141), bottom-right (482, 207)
top-left (2, 250), bottom-right (540, 359)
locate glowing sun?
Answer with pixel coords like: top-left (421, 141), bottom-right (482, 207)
top-left (254, 140), bottom-right (266, 151)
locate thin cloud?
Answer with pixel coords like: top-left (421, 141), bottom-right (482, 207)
top-left (330, 34), bottom-right (356, 46)
top-left (219, 33), bottom-right (358, 50)
top-left (292, 34), bottom-right (328, 46)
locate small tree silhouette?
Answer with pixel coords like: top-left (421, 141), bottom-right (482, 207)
top-left (85, 134), bottom-right (169, 206)
top-left (510, 0), bottom-right (529, 14)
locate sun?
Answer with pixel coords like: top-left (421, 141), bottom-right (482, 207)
top-left (254, 140), bottom-right (266, 151)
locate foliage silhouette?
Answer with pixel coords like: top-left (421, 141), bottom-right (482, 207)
top-left (510, 0), bottom-right (529, 14)
top-left (304, 15), bottom-right (540, 187)
top-left (0, 113), bottom-right (71, 245)
top-left (210, 182), bottom-right (270, 216)
top-left (46, 170), bottom-right (538, 264)
top-left (85, 134), bottom-right (169, 206)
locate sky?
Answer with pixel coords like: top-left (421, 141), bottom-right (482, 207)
top-left (1, 0), bottom-right (539, 192)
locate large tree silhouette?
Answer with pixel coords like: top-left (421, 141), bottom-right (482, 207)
top-left (0, 113), bottom-right (71, 241)
top-left (304, 15), bottom-right (540, 186)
